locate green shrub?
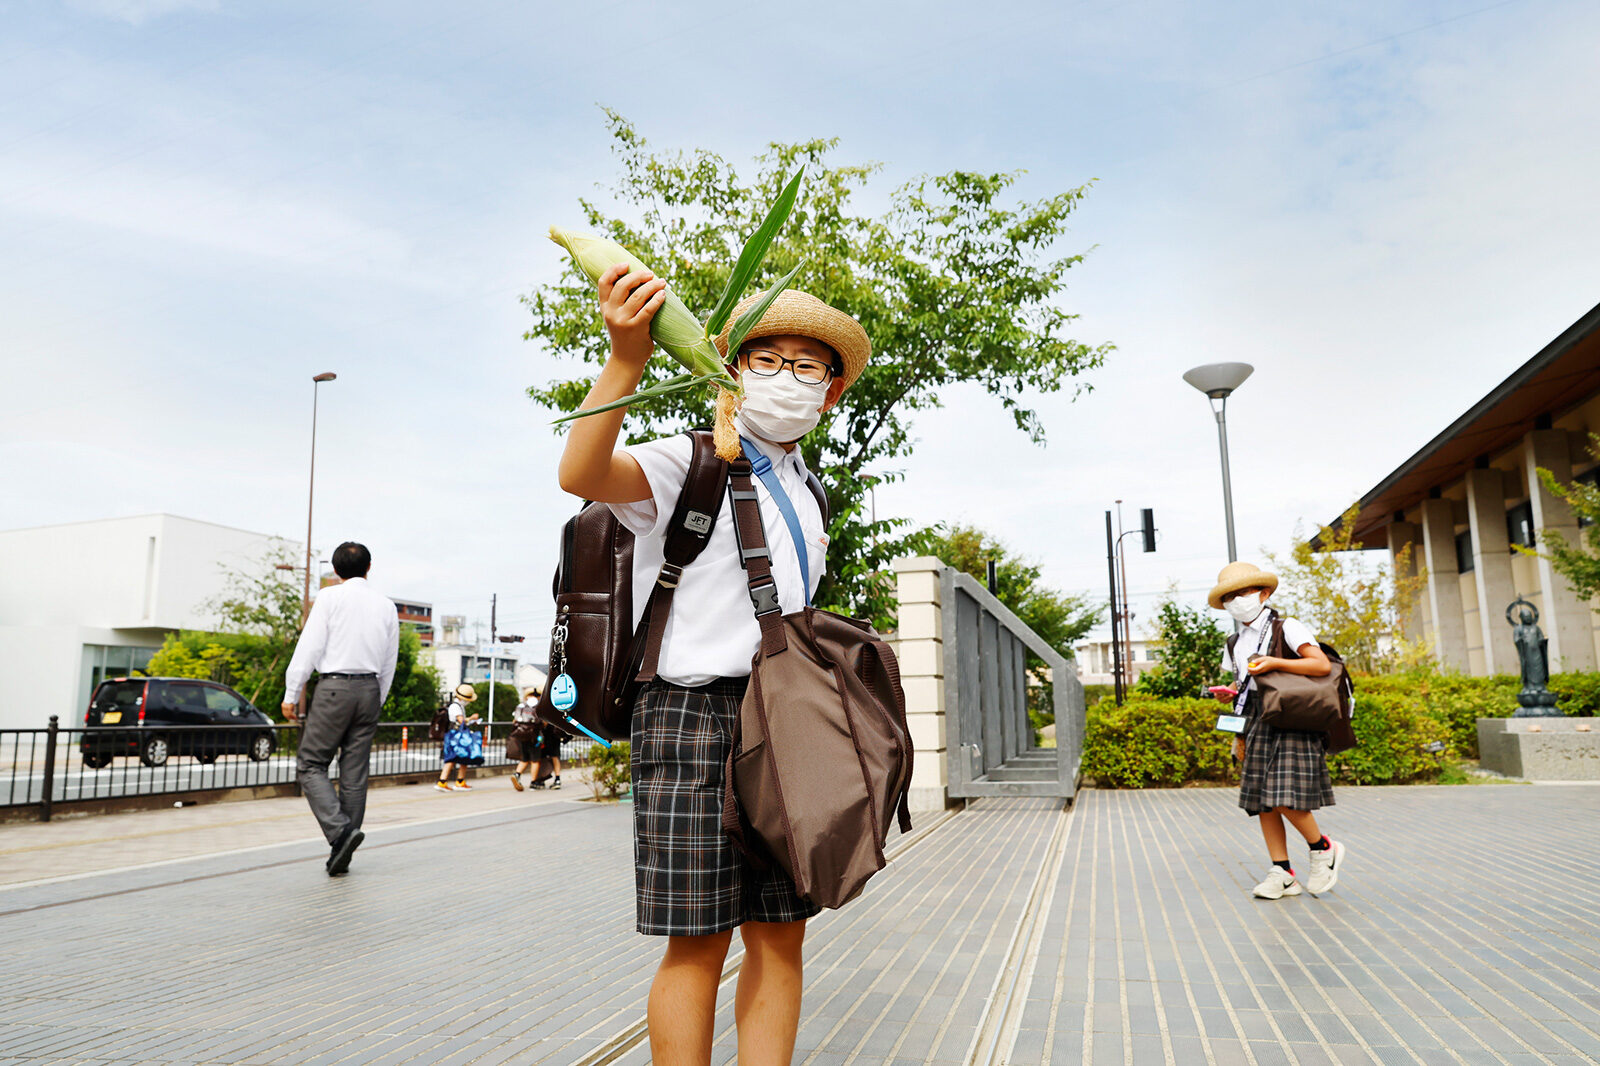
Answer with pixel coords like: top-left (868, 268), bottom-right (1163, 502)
top-left (1326, 693), bottom-right (1452, 785)
top-left (1357, 672), bottom-right (1516, 757)
top-left (1549, 672), bottom-right (1600, 716)
top-left (1080, 696), bottom-right (1233, 788)
top-left (587, 741), bottom-right (631, 799)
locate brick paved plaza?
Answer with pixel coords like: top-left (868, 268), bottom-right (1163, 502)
top-left (1, 783), bottom-right (1597, 1064)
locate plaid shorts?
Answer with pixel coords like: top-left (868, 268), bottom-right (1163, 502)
top-left (1238, 695), bottom-right (1336, 816)
top-left (630, 677), bottom-right (820, 936)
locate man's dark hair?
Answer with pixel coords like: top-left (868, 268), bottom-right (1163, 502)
top-left (332, 542), bottom-right (372, 579)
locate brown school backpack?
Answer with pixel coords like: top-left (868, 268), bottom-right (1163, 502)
top-left (534, 429), bottom-right (827, 744)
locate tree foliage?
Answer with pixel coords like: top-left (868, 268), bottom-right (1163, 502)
top-left (1134, 598), bottom-right (1229, 698)
top-left (1265, 505), bottom-right (1430, 674)
top-left (524, 112), bottom-right (1111, 627)
top-left (922, 523), bottom-right (1102, 655)
top-left (1530, 440), bottom-right (1600, 599)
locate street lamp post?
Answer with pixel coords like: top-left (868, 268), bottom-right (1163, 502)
top-left (303, 372), bottom-right (337, 620)
top-left (1182, 362), bottom-right (1253, 563)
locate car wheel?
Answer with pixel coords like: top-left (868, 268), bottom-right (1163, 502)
top-left (139, 735), bottom-right (170, 767)
top-left (82, 753), bottom-right (112, 770)
top-left (248, 734), bottom-right (274, 762)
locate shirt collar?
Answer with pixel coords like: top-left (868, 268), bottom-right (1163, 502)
top-left (739, 426), bottom-right (808, 477)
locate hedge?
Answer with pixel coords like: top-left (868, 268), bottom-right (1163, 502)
top-left (1079, 669), bottom-right (1599, 789)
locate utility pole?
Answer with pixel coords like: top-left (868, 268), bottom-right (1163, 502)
top-left (1105, 511), bottom-right (1124, 705)
top-left (487, 594), bottom-right (497, 734)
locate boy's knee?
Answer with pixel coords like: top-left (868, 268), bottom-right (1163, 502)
top-left (740, 919), bottom-right (807, 954)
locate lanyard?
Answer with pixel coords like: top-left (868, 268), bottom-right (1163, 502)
top-left (739, 437), bottom-right (812, 606)
top-left (1232, 610), bottom-right (1276, 715)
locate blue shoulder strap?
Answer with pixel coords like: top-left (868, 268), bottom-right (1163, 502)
top-left (739, 437), bottom-right (812, 606)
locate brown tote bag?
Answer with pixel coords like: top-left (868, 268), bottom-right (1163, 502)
top-left (719, 455), bottom-right (913, 910)
top-left (1245, 615), bottom-right (1358, 754)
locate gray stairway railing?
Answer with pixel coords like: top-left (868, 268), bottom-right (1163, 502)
top-left (940, 568), bottom-right (1086, 799)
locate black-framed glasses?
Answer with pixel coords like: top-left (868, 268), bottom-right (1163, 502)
top-left (738, 349), bottom-right (836, 386)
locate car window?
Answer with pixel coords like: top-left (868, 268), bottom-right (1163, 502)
top-left (152, 682), bottom-right (208, 712)
top-left (94, 681), bottom-right (145, 711)
top-left (203, 686), bottom-right (245, 713)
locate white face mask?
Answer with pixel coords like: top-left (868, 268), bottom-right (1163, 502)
top-left (738, 370), bottom-right (826, 443)
top-left (1225, 592), bottom-right (1265, 624)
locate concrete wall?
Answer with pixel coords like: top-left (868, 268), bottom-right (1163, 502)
top-left (0, 515), bottom-right (295, 730)
top-left (893, 556), bottom-right (949, 811)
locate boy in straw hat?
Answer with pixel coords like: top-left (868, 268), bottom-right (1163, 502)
top-left (1209, 561), bottom-right (1349, 900)
top-left (558, 264), bottom-right (869, 1064)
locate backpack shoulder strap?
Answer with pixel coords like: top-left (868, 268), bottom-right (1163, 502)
top-left (805, 472), bottom-right (829, 526)
top-left (633, 429), bottom-right (730, 683)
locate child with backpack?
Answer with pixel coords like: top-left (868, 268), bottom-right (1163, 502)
top-left (435, 683), bottom-right (482, 792)
top-left (1209, 562), bottom-right (1349, 900)
top-left (557, 262), bottom-right (868, 1065)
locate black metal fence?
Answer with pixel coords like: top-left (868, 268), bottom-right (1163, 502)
top-left (1, 717), bottom-right (602, 821)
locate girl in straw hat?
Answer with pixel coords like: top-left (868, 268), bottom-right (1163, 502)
top-left (1209, 561), bottom-right (1348, 900)
top-left (558, 264), bottom-right (869, 1064)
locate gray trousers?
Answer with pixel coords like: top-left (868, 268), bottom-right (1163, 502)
top-left (296, 677), bottom-right (382, 845)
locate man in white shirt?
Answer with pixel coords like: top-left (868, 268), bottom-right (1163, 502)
top-left (282, 541), bottom-right (400, 877)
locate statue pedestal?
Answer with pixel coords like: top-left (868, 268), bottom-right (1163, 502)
top-left (1478, 718), bottom-right (1600, 780)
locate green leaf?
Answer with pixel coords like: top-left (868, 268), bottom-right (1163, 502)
top-left (549, 373), bottom-right (706, 423)
top-left (704, 168), bottom-right (805, 338)
top-left (725, 259), bottom-right (806, 356)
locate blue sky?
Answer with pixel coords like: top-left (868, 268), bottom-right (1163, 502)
top-left (4, 0), bottom-right (1598, 647)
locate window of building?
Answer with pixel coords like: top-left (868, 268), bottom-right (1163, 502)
top-left (1455, 530), bottom-right (1475, 573)
top-left (1506, 501), bottom-right (1535, 549)
top-left (1577, 468), bottom-right (1599, 528)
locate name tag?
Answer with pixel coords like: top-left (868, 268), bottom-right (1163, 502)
top-left (1215, 714), bottom-right (1247, 734)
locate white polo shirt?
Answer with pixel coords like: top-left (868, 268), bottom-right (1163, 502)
top-left (1221, 613), bottom-right (1318, 683)
top-left (608, 428), bottom-right (827, 686)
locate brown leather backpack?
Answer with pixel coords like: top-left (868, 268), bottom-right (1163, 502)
top-left (535, 429), bottom-right (728, 743)
top-left (720, 453), bottom-right (913, 909)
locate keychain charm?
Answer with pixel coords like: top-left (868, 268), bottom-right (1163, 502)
top-left (551, 673), bottom-right (578, 711)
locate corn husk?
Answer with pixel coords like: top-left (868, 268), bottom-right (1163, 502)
top-left (547, 169), bottom-right (806, 462)
top-left (547, 228), bottom-right (734, 387)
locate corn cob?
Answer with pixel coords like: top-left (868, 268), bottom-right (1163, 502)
top-left (547, 170), bottom-right (807, 461)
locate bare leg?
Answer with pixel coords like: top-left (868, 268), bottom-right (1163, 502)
top-left (735, 920), bottom-right (806, 1065)
top-left (1280, 807), bottom-right (1322, 845)
top-left (1258, 810), bottom-right (1289, 863)
top-left (438, 761), bottom-right (454, 782)
top-left (648, 930), bottom-right (734, 1066)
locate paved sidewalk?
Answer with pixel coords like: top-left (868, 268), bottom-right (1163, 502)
top-left (1018, 785), bottom-right (1600, 1066)
top-left (2, 784), bottom-right (1597, 1064)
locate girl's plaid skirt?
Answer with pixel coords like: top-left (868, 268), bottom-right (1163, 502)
top-left (1238, 694), bottom-right (1335, 816)
top-left (630, 677), bottom-right (819, 936)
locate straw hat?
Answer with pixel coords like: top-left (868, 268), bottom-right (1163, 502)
top-left (713, 289), bottom-right (871, 389)
top-left (454, 683), bottom-right (478, 703)
top-left (1207, 562), bottom-right (1279, 610)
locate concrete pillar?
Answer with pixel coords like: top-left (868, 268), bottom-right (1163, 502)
top-left (1465, 468), bottom-right (1519, 674)
top-left (893, 556), bottom-right (950, 811)
top-left (1523, 429), bottom-right (1597, 671)
top-left (1419, 499), bottom-right (1470, 670)
top-left (1387, 521), bottom-right (1424, 645)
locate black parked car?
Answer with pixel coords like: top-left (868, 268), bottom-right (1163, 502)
top-left (80, 677), bottom-right (277, 768)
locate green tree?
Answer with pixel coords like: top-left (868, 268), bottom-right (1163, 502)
top-left (524, 113), bottom-right (1111, 628)
top-left (1134, 599), bottom-right (1229, 698)
top-left (146, 635), bottom-right (241, 682)
top-left (1529, 439), bottom-right (1600, 599)
top-left (923, 524), bottom-right (1102, 654)
top-left (381, 627), bottom-right (444, 723)
top-left (1266, 505), bottom-right (1430, 674)
top-left (205, 539), bottom-right (306, 708)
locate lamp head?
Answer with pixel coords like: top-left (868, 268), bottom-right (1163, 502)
top-left (313, 372), bottom-right (337, 383)
top-left (1182, 362), bottom-right (1253, 400)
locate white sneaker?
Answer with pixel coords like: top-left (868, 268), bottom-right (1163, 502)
top-left (1253, 866), bottom-right (1302, 900)
top-left (1305, 839), bottom-right (1345, 894)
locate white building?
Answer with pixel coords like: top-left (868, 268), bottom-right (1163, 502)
top-left (0, 515), bottom-right (297, 731)
top-left (1073, 638), bottom-right (1162, 687)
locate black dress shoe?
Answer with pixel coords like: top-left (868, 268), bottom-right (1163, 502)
top-left (328, 828), bottom-right (365, 877)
